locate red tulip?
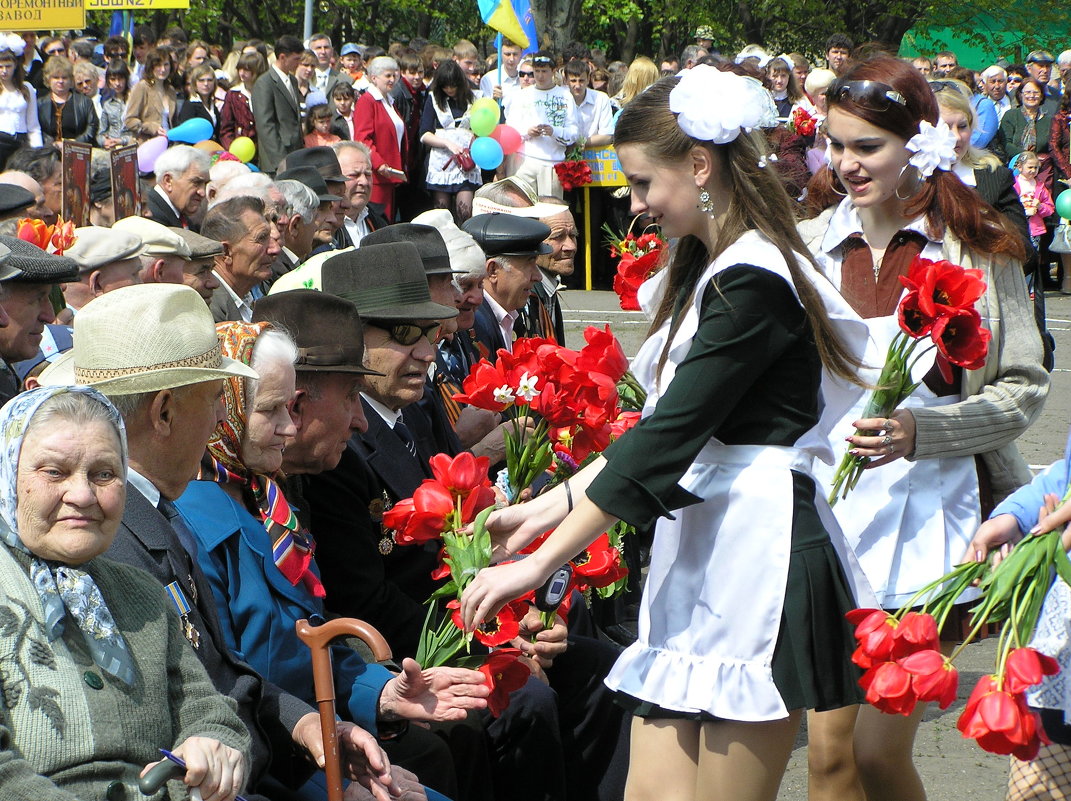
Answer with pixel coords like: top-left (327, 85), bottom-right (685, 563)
top-left (930, 307), bottom-right (990, 373)
top-left (429, 452), bottom-right (492, 500)
top-left (50, 217), bottom-right (76, 254)
top-left (477, 648), bottom-right (530, 717)
top-left (614, 249), bottom-right (662, 312)
top-left (577, 325), bottom-right (629, 383)
top-left (453, 360), bottom-right (515, 412)
top-left (957, 675), bottom-right (1050, 760)
top-left (610, 411), bottom-right (641, 439)
top-left (571, 533), bottom-right (628, 588)
top-left (846, 608), bottom-right (899, 665)
top-left (899, 257), bottom-right (986, 317)
top-left (1005, 648), bottom-right (1060, 694)
top-left (897, 291), bottom-right (937, 338)
top-left (449, 599), bottom-right (524, 647)
top-left (900, 649), bottom-right (958, 709)
top-left (894, 611), bottom-right (940, 655)
top-left (859, 660), bottom-right (918, 715)
top-left (391, 480), bottom-right (454, 545)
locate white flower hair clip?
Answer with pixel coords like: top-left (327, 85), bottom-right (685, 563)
top-left (1, 33), bottom-right (24, 57)
top-left (905, 120), bottom-right (957, 178)
top-left (670, 64), bottom-right (778, 144)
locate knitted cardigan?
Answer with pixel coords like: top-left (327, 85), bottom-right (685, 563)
top-left (0, 545), bottom-right (250, 800)
top-left (799, 207), bottom-right (1049, 503)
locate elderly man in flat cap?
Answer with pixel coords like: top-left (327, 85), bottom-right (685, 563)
top-left (58, 226), bottom-right (143, 323)
top-left (112, 216), bottom-right (191, 284)
top-left (0, 235), bottom-right (78, 403)
top-left (462, 212), bottom-right (551, 361)
top-left (171, 227), bottom-right (224, 302)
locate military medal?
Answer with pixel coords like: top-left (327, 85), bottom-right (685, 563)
top-left (165, 581), bottom-right (201, 649)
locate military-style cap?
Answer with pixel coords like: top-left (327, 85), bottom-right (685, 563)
top-left (276, 166), bottom-right (343, 204)
top-left (362, 223), bottom-right (458, 275)
top-left (321, 242), bottom-right (458, 321)
top-left (170, 227), bottom-right (224, 259)
top-left (0, 235), bottom-right (79, 284)
top-left (282, 146), bottom-right (347, 183)
top-left (1027, 50), bottom-right (1055, 64)
top-left (0, 185), bottom-right (35, 218)
top-left (462, 213), bottom-right (552, 258)
top-left (113, 217), bottom-right (192, 259)
top-left (65, 227), bottom-right (143, 272)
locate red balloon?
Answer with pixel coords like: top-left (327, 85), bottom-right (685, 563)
top-left (491, 124), bottom-right (523, 156)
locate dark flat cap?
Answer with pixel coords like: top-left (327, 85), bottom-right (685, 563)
top-left (0, 236), bottom-right (79, 284)
top-left (276, 166), bottom-right (343, 204)
top-left (252, 290), bottom-right (382, 375)
top-left (321, 242), bottom-right (459, 321)
top-left (282, 146), bottom-right (347, 183)
top-left (89, 171), bottom-right (112, 204)
top-left (0, 185), bottom-right (35, 218)
top-left (462, 213), bottom-right (552, 258)
top-left (170, 227), bottom-right (224, 259)
top-left (362, 223), bottom-right (457, 275)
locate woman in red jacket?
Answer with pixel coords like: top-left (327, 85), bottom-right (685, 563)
top-left (219, 50), bottom-right (265, 149)
top-left (353, 56), bottom-right (407, 221)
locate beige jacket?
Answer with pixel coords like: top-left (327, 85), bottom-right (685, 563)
top-left (799, 208), bottom-right (1049, 503)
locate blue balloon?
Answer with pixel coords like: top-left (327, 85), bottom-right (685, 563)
top-left (167, 117), bottom-right (214, 144)
top-left (470, 136), bottom-right (504, 170)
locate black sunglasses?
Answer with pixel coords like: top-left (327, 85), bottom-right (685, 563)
top-left (518, 70), bottom-right (534, 78)
top-left (927, 79), bottom-right (960, 93)
top-left (827, 79), bottom-right (908, 111)
top-left (370, 321), bottom-right (441, 346)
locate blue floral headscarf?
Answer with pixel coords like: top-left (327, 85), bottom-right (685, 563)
top-left (0, 386), bottom-right (135, 687)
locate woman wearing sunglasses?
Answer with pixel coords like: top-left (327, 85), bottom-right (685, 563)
top-left (460, 64), bottom-right (873, 801)
top-left (800, 56), bottom-right (1048, 801)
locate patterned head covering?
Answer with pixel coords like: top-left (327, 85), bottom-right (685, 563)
top-left (202, 322), bottom-right (325, 598)
top-left (0, 386), bottom-right (136, 687)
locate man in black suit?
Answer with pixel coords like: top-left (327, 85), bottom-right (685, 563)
top-left (148, 144), bottom-right (211, 231)
top-left (308, 32), bottom-right (344, 98)
top-left (461, 213), bottom-right (550, 363)
top-left (253, 35), bottom-right (305, 174)
top-left (332, 142), bottom-right (389, 249)
top-left (304, 243), bottom-right (628, 801)
top-left (201, 195), bottom-right (280, 323)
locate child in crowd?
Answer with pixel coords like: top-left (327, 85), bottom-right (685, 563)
top-left (304, 102), bottom-right (341, 147)
top-left (1015, 151), bottom-right (1054, 250)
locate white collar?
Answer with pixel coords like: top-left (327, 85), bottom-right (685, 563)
top-left (952, 159), bottom-right (977, 186)
top-left (576, 88), bottom-right (594, 107)
top-left (212, 270), bottom-right (255, 321)
top-left (153, 184), bottom-right (181, 218)
top-left (361, 392), bottom-right (403, 427)
top-left (127, 466), bottom-right (162, 508)
top-left (272, 63), bottom-right (292, 83)
top-left (482, 290), bottom-right (518, 326)
top-left (540, 269), bottom-right (563, 295)
top-left (366, 84), bottom-right (388, 102)
top-left (820, 197), bottom-right (940, 254)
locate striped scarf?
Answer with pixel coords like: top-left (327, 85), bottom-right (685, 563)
top-left (202, 322), bottom-right (325, 598)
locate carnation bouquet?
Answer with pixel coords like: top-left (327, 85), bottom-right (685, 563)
top-left (828, 255), bottom-right (991, 505)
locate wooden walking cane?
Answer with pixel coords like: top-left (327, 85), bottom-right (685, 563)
top-left (296, 617), bottom-right (393, 801)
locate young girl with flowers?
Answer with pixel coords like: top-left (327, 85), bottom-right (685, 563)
top-left (799, 56), bottom-right (1048, 801)
top-left (0, 34), bottom-right (42, 169)
top-left (460, 64), bottom-right (874, 801)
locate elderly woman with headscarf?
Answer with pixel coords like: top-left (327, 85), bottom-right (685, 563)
top-left (173, 321), bottom-right (486, 801)
top-left (0, 385), bottom-right (249, 800)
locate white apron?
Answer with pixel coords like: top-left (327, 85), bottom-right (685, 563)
top-left (603, 231), bottom-right (877, 722)
top-left (425, 98), bottom-right (481, 187)
top-left (812, 302), bottom-right (982, 609)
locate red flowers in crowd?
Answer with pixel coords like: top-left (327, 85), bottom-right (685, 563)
top-left (553, 159), bottom-right (593, 191)
top-left (17, 217), bottom-right (76, 255)
top-left (829, 256), bottom-right (991, 505)
top-left (605, 230), bottom-right (666, 311)
top-left (957, 673), bottom-right (1052, 760)
top-left (788, 106), bottom-right (817, 137)
top-left (478, 648), bottom-right (531, 717)
top-left (382, 452), bottom-right (495, 545)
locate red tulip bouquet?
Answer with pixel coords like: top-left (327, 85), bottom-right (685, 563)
top-left (787, 106), bottom-right (817, 137)
top-left (848, 487), bottom-right (1071, 759)
top-left (17, 216), bottom-right (76, 254)
top-left (829, 256), bottom-right (991, 505)
top-left (454, 326), bottom-right (630, 502)
top-left (553, 144), bottom-right (594, 192)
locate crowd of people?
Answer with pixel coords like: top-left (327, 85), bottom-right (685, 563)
top-left (0, 19), bottom-right (1069, 801)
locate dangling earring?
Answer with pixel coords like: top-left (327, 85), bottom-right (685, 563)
top-left (895, 164), bottom-right (923, 200)
top-left (830, 175), bottom-right (848, 197)
top-left (698, 187), bottom-right (715, 216)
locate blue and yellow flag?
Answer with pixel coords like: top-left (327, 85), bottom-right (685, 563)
top-left (478, 0), bottom-right (530, 50)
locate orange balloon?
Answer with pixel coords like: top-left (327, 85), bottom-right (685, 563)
top-left (194, 140), bottom-right (223, 152)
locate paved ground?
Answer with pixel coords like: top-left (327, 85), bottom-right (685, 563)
top-left (558, 287), bottom-right (1071, 801)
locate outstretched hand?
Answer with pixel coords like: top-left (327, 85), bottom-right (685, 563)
top-left (378, 658), bottom-right (489, 723)
top-left (460, 558), bottom-right (550, 631)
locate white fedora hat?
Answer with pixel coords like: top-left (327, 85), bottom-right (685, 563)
top-left (41, 283), bottom-right (257, 394)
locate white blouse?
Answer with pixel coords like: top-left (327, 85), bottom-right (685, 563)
top-left (0, 84), bottom-right (42, 146)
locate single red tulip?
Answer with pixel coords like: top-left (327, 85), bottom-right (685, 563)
top-left (846, 608), bottom-right (898, 663)
top-left (477, 648), bottom-right (530, 717)
top-left (1005, 647), bottom-right (1060, 694)
top-left (900, 649), bottom-right (958, 709)
top-left (894, 611), bottom-right (940, 656)
top-left (860, 660), bottom-right (918, 715)
top-left (931, 307), bottom-right (990, 373)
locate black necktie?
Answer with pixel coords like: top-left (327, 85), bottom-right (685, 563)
top-left (158, 497), bottom-right (199, 558)
top-left (394, 420), bottom-right (417, 458)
